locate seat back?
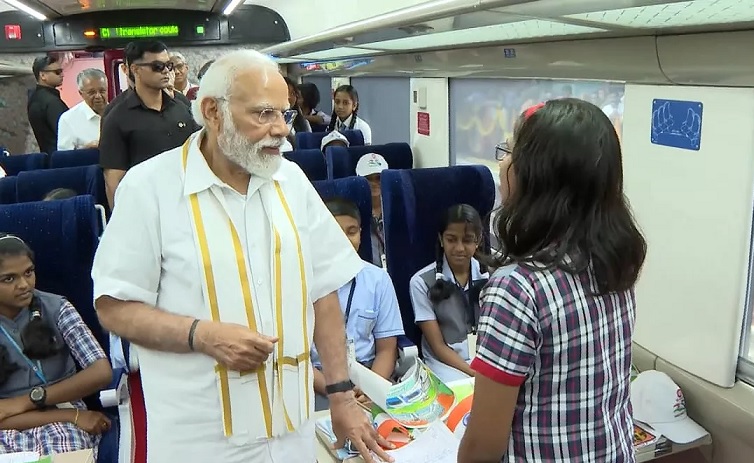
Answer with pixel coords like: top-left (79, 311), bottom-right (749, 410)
top-left (16, 165), bottom-right (107, 205)
top-left (313, 176), bottom-right (373, 263)
top-left (0, 176), bottom-right (16, 204)
top-left (295, 129), bottom-right (365, 150)
top-left (0, 195), bottom-right (106, 350)
top-left (0, 152), bottom-right (47, 176)
top-left (381, 165), bottom-right (495, 346)
top-left (284, 149), bottom-right (327, 181)
top-left (327, 143), bottom-right (413, 179)
top-left (50, 149), bottom-right (100, 169)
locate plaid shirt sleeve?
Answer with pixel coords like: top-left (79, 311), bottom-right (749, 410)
top-left (471, 271), bottom-right (539, 386)
top-left (57, 300), bottom-right (107, 369)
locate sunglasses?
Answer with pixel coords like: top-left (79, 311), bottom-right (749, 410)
top-left (42, 69), bottom-right (63, 75)
top-left (134, 61), bottom-right (174, 73)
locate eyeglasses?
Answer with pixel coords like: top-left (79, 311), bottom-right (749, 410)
top-left (216, 98), bottom-right (297, 126)
top-left (134, 61), bottom-right (174, 73)
top-left (495, 141), bottom-right (512, 161)
top-left (42, 69), bottom-right (63, 75)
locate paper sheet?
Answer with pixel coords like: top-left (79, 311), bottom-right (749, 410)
top-left (350, 361), bottom-right (391, 409)
top-left (385, 421), bottom-right (459, 463)
top-left (0, 452), bottom-right (40, 463)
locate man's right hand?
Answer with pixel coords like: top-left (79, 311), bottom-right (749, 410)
top-left (195, 321), bottom-right (278, 371)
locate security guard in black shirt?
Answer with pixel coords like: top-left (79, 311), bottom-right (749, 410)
top-left (27, 56), bottom-right (69, 154)
top-left (99, 41), bottom-right (199, 208)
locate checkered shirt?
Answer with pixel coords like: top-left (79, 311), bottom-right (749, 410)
top-left (471, 263), bottom-right (636, 462)
top-left (1, 300), bottom-right (106, 456)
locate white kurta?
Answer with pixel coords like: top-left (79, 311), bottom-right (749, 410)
top-left (92, 134), bottom-right (363, 463)
top-left (57, 101), bottom-right (101, 151)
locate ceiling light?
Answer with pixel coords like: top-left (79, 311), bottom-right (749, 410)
top-left (221, 0), bottom-right (242, 16)
top-left (3, 0), bottom-right (46, 20)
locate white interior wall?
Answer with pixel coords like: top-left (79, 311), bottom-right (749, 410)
top-left (409, 77), bottom-right (450, 167)
top-left (622, 83), bottom-right (754, 387)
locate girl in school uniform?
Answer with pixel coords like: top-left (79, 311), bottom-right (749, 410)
top-left (409, 204), bottom-right (489, 384)
top-left (457, 99), bottom-right (647, 463)
top-left (0, 234), bottom-right (113, 456)
top-left (298, 82), bottom-right (331, 127)
top-left (328, 85), bottom-right (373, 145)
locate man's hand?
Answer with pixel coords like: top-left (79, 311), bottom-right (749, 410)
top-left (194, 321), bottom-right (278, 371)
top-left (330, 392), bottom-right (394, 463)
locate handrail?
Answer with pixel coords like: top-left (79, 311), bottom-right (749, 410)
top-left (259, 0), bottom-right (532, 56)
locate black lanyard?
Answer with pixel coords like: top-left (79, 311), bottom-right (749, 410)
top-left (344, 279), bottom-right (357, 324)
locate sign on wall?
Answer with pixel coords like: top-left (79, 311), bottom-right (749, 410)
top-left (418, 112), bottom-right (430, 136)
top-left (651, 99), bottom-right (703, 151)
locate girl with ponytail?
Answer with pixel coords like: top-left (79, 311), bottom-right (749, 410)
top-left (0, 233), bottom-right (113, 456)
top-left (409, 204), bottom-right (489, 383)
top-left (327, 84), bottom-right (373, 145)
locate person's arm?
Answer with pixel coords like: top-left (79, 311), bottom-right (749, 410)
top-left (312, 366), bottom-right (327, 396)
top-left (0, 301), bottom-right (112, 422)
top-left (94, 174), bottom-right (195, 352)
top-left (313, 292), bottom-right (350, 391)
top-left (0, 408), bottom-right (77, 431)
top-left (410, 275), bottom-right (474, 377)
top-left (457, 273), bottom-right (539, 463)
top-left (93, 173), bottom-right (276, 370)
top-left (56, 114), bottom-right (76, 151)
top-left (370, 273), bottom-right (403, 379)
top-left (98, 110), bottom-right (130, 208)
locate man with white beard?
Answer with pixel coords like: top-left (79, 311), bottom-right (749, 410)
top-left (90, 50), bottom-right (394, 463)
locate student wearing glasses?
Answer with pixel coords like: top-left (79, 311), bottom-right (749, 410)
top-left (99, 41), bottom-right (200, 208)
top-left (458, 100), bottom-right (646, 463)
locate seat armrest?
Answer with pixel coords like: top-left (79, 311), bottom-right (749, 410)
top-left (395, 336), bottom-right (418, 378)
top-left (99, 368), bottom-right (129, 408)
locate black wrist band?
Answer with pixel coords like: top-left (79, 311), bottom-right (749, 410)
top-left (188, 319), bottom-right (201, 351)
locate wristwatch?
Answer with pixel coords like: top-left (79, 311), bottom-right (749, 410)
top-left (325, 380), bottom-right (355, 396)
top-left (29, 386), bottom-right (47, 409)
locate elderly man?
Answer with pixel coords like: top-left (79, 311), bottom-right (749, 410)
top-left (91, 49), bottom-right (392, 463)
top-left (169, 51), bottom-right (198, 96)
top-left (57, 68), bottom-right (108, 151)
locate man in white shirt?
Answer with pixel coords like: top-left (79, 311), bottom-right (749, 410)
top-left (92, 49), bottom-right (392, 463)
top-left (57, 68), bottom-right (108, 151)
top-left (169, 51), bottom-right (198, 96)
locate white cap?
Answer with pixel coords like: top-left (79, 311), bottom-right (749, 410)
top-left (631, 370), bottom-right (707, 444)
top-left (356, 153), bottom-right (388, 177)
top-left (321, 131), bottom-right (350, 151)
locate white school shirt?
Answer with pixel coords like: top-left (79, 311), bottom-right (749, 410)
top-left (310, 261), bottom-right (403, 367)
top-left (335, 114), bottom-right (372, 145)
top-left (410, 256), bottom-right (488, 383)
top-left (91, 136), bottom-right (363, 463)
top-left (57, 101), bottom-right (101, 151)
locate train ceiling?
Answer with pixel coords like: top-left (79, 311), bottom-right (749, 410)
top-left (261, 0), bottom-right (754, 62)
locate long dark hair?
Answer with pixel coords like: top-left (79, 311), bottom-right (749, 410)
top-left (0, 234), bottom-right (59, 377)
top-left (428, 204), bottom-right (488, 304)
top-left (494, 98), bottom-right (646, 294)
top-left (283, 77), bottom-right (309, 135)
top-left (327, 85), bottom-right (359, 132)
top-left (298, 82), bottom-right (320, 114)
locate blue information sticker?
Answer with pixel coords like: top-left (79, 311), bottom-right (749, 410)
top-left (651, 99), bottom-right (703, 151)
